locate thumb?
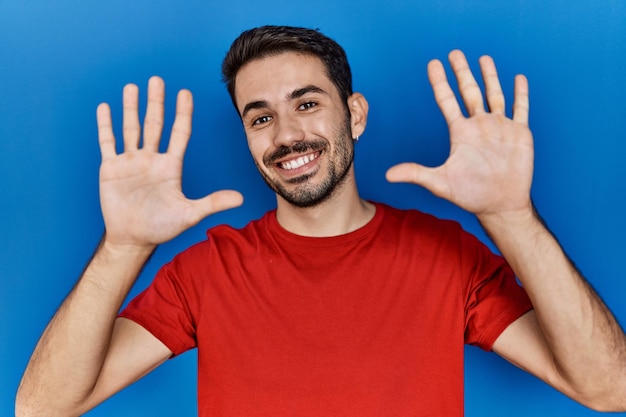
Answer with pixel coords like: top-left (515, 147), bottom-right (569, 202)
top-left (187, 190), bottom-right (244, 225)
top-left (386, 162), bottom-right (447, 196)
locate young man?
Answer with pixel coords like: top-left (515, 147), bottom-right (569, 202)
top-left (16, 25), bottom-right (626, 416)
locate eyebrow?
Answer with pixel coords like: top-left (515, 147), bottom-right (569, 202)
top-left (289, 85), bottom-right (327, 100)
top-left (241, 85), bottom-right (328, 119)
top-left (241, 100), bottom-right (268, 120)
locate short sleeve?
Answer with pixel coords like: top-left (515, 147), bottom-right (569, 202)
top-left (462, 231), bottom-right (534, 351)
top-left (119, 254), bottom-right (199, 356)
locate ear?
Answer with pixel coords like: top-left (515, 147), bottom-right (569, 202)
top-left (347, 93), bottom-right (369, 139)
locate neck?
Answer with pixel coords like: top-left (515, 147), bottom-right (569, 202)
top-left (275, 172), bottom-right (375, 237)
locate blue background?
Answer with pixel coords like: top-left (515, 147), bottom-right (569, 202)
top-left (2, 1), bottom-right (625, 415)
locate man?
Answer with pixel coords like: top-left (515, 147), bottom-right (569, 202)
top-left (15, 25), bottom-right (626, 416)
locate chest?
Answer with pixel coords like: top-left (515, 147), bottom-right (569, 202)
top-left (194, 241), bottom-right (467, 416)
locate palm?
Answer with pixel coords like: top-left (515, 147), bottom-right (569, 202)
top-left (96, 77), bottom-right (243, 248)
top-left (387, 51), bottom-right (533, 217)
top-left (101, 150), bottom-right (188, 245)
top-left (435, 113), bottom-right (533, 214)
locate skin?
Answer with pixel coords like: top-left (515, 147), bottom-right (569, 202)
top-left (238, 54), bottom-right (355, 209)
top-left (15, 50), bottom-right (626, 416)
top-left (234, 52), bottom-right (373, 236)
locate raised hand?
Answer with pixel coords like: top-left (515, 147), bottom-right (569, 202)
top-left (97, 76), bottom-right (243, 248)
top-left (386, 50), bottom-right (533, 218)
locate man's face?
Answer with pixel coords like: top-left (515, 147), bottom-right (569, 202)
top-left (234, 52), bottom-right (354, 208)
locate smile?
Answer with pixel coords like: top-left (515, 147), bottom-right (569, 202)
top-left (278, 152), bottom-right (320, 170)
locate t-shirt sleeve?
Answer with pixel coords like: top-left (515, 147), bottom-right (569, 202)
top-left (119, 250), bottom-right (200, 357)
top-left (461, 230), bottom-right (534, 351)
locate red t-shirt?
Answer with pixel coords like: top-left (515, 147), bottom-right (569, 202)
top-left (121, 203), bottom-right (532, 416)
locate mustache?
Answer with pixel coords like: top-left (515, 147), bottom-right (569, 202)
top-left (264, 141), bottom-right (328, 166)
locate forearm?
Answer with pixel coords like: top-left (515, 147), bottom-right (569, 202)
top-left (480, 206), bottom-right (626, 407)
top-left (16, 237), bottom-right (155, 416)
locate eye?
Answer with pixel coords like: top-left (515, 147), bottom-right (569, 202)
top-left (252, 115), bottom-right (272, 126)
top-left (298, 102), bottom-right (317, 111)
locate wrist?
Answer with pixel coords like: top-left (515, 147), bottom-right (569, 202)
top-left (477, 202), bottom-right (539, 234)
top-left (99, 235), bottom-right (157, 261)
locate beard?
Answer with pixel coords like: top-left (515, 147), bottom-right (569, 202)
top-left (254, 117), bottom-right (354, 208)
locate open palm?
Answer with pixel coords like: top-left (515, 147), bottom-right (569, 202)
top-left (97, 76), bottom-right (243, 248)
top-left (387, 50), bottom-right (533, 217)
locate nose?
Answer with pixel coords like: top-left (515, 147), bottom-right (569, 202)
top-left (273, 114), bottom-right (305, 148)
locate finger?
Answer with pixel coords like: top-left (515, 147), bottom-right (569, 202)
top-left (143, 76), bottom-right (165, 152)
top-left (386, 162), bottom-right (448, 198)
top-left (187, 190), bottom-right (244, 225)
top-left (122, 83), bottom-right (141, 151)
top-left (96, 103), bottom-right (117, 160)
top-left (479, 55), bottom-right (505, 115)
top-left (448, 49), bottom-right (485, 116)
top-left (427, 59), bottom-right (464, 126)
top-left (512, 74), bottom-right (529, 125)
top-left (167, 89), bottom-right (194, 160)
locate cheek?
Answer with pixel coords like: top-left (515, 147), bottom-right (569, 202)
top-left (307, 115), bottom-right (337, 137)
top-left (246, 133), bottom-right (267, 156)
top-left (247, 138), bottom-right (274, 170)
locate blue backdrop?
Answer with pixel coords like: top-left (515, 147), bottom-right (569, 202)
top-left (2, 1), bottom-right (625, 415)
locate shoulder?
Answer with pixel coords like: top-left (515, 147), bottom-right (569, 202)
top-left (375, 202), bottom-right (464, 236)
top-left (373, 202), bottom-right (490, 258)
top-left (205, 209), bottom-right (275, 248)
top-left (165, 210), bottom-right (276, 267)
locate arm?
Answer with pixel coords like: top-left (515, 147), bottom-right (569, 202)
top-left (386, 50), bottom-right (626, 410)
top-left (488, 211), bottom-right (626, 411)
top-left (15, 76), bottom-right (243, 417)
top-left (16, 241), bottom-right (172, 417)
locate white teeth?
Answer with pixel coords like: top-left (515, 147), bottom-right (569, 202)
top-left (280, 153), bottom-right (318, 170)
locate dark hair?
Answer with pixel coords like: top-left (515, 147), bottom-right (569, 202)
top-left (222, 25), bottom-right (353, 112)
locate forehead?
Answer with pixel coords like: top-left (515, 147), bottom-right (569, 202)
top-left (234, 52), bottom-right (338, 113)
